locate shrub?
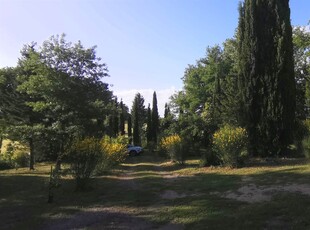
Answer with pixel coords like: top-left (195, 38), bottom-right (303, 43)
top-left (302, 136), bottom-right (310, 159)
top-left (0, 158), bottom-right (14, 170)
top-left (12, 151), bottom-right (29, 168)
top-left (96, 136), bottom-right (126, 174)
top-left (213, 125), bottom-right (248, 168)
top-left (0, 141), bottom-right (29, 169)
top-left (160, 135), bottom-right (185, 164)
top-left (200, 147), bottom-right (221, 167)
top-left (65, 137), bottom-right (102, 191)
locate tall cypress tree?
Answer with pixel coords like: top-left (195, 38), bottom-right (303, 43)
top-left (119, 100), bottom-right (125, 135)
top-left (131, 93), bottom-right (145, 146)
top-left (238, 0), bottom-right (296, 156)
top-left (164, 103), bottom-right (170, 119)
top-left (127, 114), bottom-right (132, 143)
top-left (113, 98), bottom-right (119, 137)
top-left (146, 104), bottom-right (152, 145)
top-left (151, 91), bottom-right (159, 144)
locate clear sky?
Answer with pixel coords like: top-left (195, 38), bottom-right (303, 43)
top-left (0, 0), bottom-right (309, 115)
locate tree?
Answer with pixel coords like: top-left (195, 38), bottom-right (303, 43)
top-left (127, 114), bottom-right (132, 143)
top-left (0, 59), bottom-right (45, 170)
top-left (131, 93), bottom-right (145, 146)
top-left (113, 98), bottom-right (119, 137)
top-left (119, 100), bottom-right (125, 135)
top-left (170, 45), bottom-right (230, 150)
top-left (151, 91), bottom-right (159, 144)
top-left (146, 104), bottom-right (152, 145)
top-left (238, 0), bottom-right (296, 156)
top-left (161, 103), bottom-right (175, 137)
top-left (292, 25), bottom-right (310, 119)
top-left (164, 103), bottom-right (170, 119)
top-left (16, 34), bottom-right (112, 167)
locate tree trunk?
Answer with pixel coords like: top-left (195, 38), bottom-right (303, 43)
top-left (29, 138), bottom-right (35, 170)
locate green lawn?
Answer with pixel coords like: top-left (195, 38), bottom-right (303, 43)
top-left (0, 152), bottom-right (309, 229)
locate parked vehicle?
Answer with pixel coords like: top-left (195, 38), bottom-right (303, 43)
top-left (127, 145), bottom-right (143, 156)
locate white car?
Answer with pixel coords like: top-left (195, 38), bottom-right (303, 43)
top-left (127, 145), bottom-right (143, 156)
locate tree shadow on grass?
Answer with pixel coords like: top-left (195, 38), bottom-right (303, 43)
top-left (1, 158), bottom-right (310, 230)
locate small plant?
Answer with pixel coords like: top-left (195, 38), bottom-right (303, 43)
top-left (200, 147), bottom-right (221, 167)
top-left (47, 165), bottom-right (61, 203)
top-left (213, 125), bottom-right (248, 168)
top-left (12, 151), bottom-right (29, 168)
top-left (65, 137), bottom-right (102, 191)
top-left (302, 136), bottom-right (310, 159)
top-left (160, 134), bottom-right (185, 164)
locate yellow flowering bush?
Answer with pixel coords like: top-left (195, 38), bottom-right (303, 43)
top-left (66, 136), bottom-right (127, 189)
top-left (160, 135), bottom-right (181, 149)
top-left (213, 125), bottom-right (248, 167)
top-left (160, 135), bottom-right (185, 164)
top-left (65, 137), bottom-right (102, 190)
top-left (96, 136), bottom-right (127, 173)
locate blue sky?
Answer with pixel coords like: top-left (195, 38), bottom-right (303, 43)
top-left (0, 0), bottom-right (309, 115)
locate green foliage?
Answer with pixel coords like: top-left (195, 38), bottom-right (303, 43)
top-left (213, 125), bottom-right (248, 168)
top-left (300, 119), bottom-right (310, 158)
top-left (200, 148), bottom-right (221, 167)
top-left (151, 91), bottom-right (159, 144)
top-left (119, 100), bottom-right (125, 135)
top-left (293, 26), bottom-right (310, 119)
top-left (302, 137), bottom-right (310, 159)
top-left (238, 0), bottom-right (296, 156)
top-left (127, 114), bottom-right (132, 142)
top-left (1, 34), bottom-right (115, 170)
top-left (132, 93), bottom-right (146, 146)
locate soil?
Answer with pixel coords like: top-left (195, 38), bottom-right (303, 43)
top-left (221, 183), bottom-right (310, 203)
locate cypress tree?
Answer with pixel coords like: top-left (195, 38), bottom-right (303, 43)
top-left (238, 0), bottom-right (296, 156)
top-left (127, 114), bottom-right (132, 143)
top-left (151, 91), bottom-right (159, 144)
top-left (146, 104), bottom-right (152, 145)
top-left (164, 103), bottom-right (170, 119)
top-left (119, 100), bottom-right (125, 135)
top-left (131, 93), bottom-right (145, 146)
top-left (113, 98), bottom-right (119, 137)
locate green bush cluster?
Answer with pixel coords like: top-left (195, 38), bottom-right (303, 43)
top-left (212, 125), bottom-right (248, 168)
top-left (301, 119), bottom-right (310, 159)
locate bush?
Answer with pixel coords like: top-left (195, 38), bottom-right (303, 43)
top-left (96, 136), bottom-right (126, 174)
top-left (65, 137), bottom-right (102, 191)
top-left (213, 125), bottom-right (248, 168)
top-left (302, 136), bottom-right (310, 159)
top-left (160, 135), bottom-right (186, 164)
top-left (0, 141), bottom-right (29, 169)
top-left (0, 158), bottom-right (14, 170)
top-left (12, 151), bottom-right (29, 168)
top-left (200, 147), bottom-right (221, 167)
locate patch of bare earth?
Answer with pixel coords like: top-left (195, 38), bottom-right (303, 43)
top-left (220, 183), bottom-right (310, 203)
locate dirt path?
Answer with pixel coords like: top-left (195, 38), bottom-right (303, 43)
top-left (42, 156), bottom-right (185, 230)
top-left (41, 155), bottom-right (310, 229)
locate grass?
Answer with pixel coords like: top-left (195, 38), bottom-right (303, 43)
top-left (0, 152), bottom-right (309, 229)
